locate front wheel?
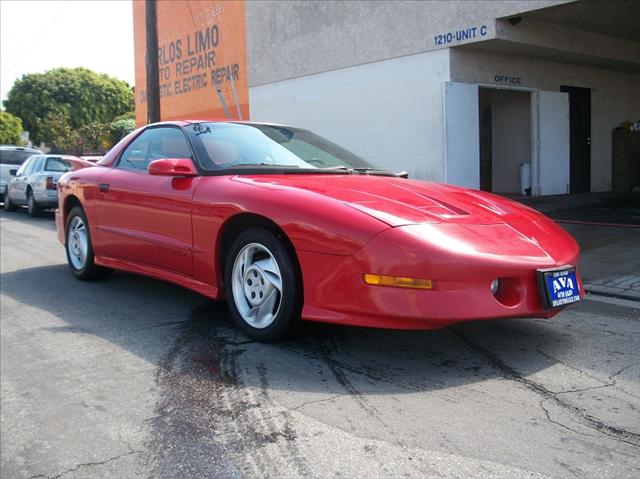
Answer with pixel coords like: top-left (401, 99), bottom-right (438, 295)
top-left (65, 206), bottom-right (112, 281)
top-left (224, 228), bottom-right (302, 342)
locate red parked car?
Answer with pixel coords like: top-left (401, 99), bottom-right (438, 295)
top-left (56, 121), bottom-right (583, 341)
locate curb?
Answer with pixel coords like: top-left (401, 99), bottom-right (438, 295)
top-left (584, 284), bottom-right (640, 303)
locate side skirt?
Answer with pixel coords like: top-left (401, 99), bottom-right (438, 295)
top-left (95, 255), bottom-right (221, 300)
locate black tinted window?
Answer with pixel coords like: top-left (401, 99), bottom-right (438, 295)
top-left (0, 150), bottom-right (38, 166)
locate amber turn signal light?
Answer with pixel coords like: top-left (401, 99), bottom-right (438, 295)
top-left (363, 274), bottom-right (434, 290)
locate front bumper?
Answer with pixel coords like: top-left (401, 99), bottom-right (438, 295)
top-left (34, 190), bottom-right (59, 207)
top-left (298, 221), bottom-right (583, 329)
top-left (56, 208), bottom-right (65, 245)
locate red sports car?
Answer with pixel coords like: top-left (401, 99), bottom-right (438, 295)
top-left (56, 120), bottom-right (583, 341)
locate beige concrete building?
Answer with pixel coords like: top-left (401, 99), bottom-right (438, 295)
top-left (246, 0), bottom-right (640, 195)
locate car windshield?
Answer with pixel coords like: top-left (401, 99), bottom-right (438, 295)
top-left (185, 122), bottom-right (376, 172)
top-left (45, 157), bottom-right (73, 172)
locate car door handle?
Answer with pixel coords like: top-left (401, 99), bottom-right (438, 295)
top-left (99, 183), bottom-right (110, 193)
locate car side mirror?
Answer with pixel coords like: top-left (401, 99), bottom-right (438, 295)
top-left (148, 158), bottom-right (197, 177)
top-left (9, 169), bottom-right (17, 176)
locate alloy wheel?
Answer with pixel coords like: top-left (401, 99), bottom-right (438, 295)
top-left (67, 216), bottom-right (89, 270)
top-left (231, 242), bottom-right (283, 329)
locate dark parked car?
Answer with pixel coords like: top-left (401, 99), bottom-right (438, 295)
top-left (0, 146), bottom-right (43, 201)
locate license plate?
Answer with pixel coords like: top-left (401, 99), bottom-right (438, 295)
top-left (537, 266), bottom-right (580, 309)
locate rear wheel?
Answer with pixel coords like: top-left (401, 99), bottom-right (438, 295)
top-left (4, 194), bottom-right (17, 212)
top-left (65, 206), bottom-right (112, 280)
top-left (27, 189), bottom-right (42, 217)
top-left (224, 227), bottom-right (302, 342)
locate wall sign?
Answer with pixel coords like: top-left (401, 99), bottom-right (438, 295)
top-left (494, 75), bottom-right (521, 85)
top-left (434, 25), bottom-right (488, 46)
top-left (133, 0), bottom-right (249, 126)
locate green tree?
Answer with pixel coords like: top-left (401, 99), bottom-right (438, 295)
top-left (78, 121), bottom-right (110, 153)
top-left (3, 67), bottom-right (133, 146)
top-left (35, 110), bottom-right (114, 155)
top-left (35, 109), bottom-right (79, 153)
top-left (109, 117), bottom-right (136, 145)
top-left (111, 111), bottom-right (135, 122)
top-left (0, 111), bottom-right (24, 145)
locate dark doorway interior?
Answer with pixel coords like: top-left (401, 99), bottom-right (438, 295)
top-left (478, 88), bottom-right (492, 192)
top-left (478, 87), bottom-right (531, 194)
top-left (560, 85), bottom-right (591, 193)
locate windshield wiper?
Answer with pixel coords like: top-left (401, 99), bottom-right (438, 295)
top-left (323, 166), bottom-right (400, 177)
top-left (227, 164), bottom-right (405, 177)
top-left (322, 166), bottom-right (352, 172)
top-left (231, 163), bottom-right (301, 167)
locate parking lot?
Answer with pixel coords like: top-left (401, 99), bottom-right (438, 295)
top-left (1, 208), bottom-right (639, 478)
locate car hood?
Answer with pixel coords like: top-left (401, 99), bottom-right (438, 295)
top-left (233, 174), bottom-right (544, 226)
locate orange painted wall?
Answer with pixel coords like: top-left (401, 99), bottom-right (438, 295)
top-left (133, 0), bottom-right (249, 127)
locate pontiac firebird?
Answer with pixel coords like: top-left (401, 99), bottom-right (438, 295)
top-left (56, 120), bottom-right (583, 341)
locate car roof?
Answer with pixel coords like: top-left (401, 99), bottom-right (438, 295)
top-left (147, 119), bottom-right (294, 129)
top-left (42, 155), bottom-right (82, 159)
top-left (0, 145), bottom-right (42, 152)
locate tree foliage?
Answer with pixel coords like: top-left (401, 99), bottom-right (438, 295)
top-left (0, 111), bottom-right (24, 145)
top-left (111, 111), bottom-right (135, 123)
top-left (109, 118), bottom-right (136, 145)
top-left (3, 67), bottom-right (133, 146)
top-left (35, 109), bottom-right (79, 153)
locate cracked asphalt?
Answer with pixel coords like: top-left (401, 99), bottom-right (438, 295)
top-left (1, 210), bottom-right (639, 478)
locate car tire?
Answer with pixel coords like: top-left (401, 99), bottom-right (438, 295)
top-left (224, 227), bottom-right (302, 342)
top-left (65, 206), bottom-right (112, 281)
top-left (27, 189), bottom-right (42, 217)
top-left (4, 194), bottom-right (17, 212)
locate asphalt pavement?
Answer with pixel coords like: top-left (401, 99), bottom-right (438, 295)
top-left (1, 208), bottom-right (639, 478)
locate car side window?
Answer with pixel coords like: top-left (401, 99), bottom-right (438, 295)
top-left (29, 156), bottom-right (44, 173)
top-left (117, 127), bottom-right (192, 172)
top-left (16, 156), bottom-right (36, 176)
top-left (45, 157), bottom-right (72, 172)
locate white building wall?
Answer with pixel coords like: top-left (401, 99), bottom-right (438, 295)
top-left (450, 49), bottom-right (637, 192)
top-left (246, 0), bottom-right (566, 87)
top-left (249, 49), bottom-right (451, 181)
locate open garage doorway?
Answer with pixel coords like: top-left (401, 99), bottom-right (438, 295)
top-left (478, 88), bottom-right (532, 194)
top-left (444, 82), bottom-right (570, 196)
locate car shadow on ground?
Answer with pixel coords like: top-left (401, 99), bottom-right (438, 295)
top-left (0, 263), bottom-right (569, 399)
top-left (0, 208), bottom-right (56, 230)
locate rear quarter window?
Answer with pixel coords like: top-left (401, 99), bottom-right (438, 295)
top-left (45, 158), bottom-right (72, 172)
